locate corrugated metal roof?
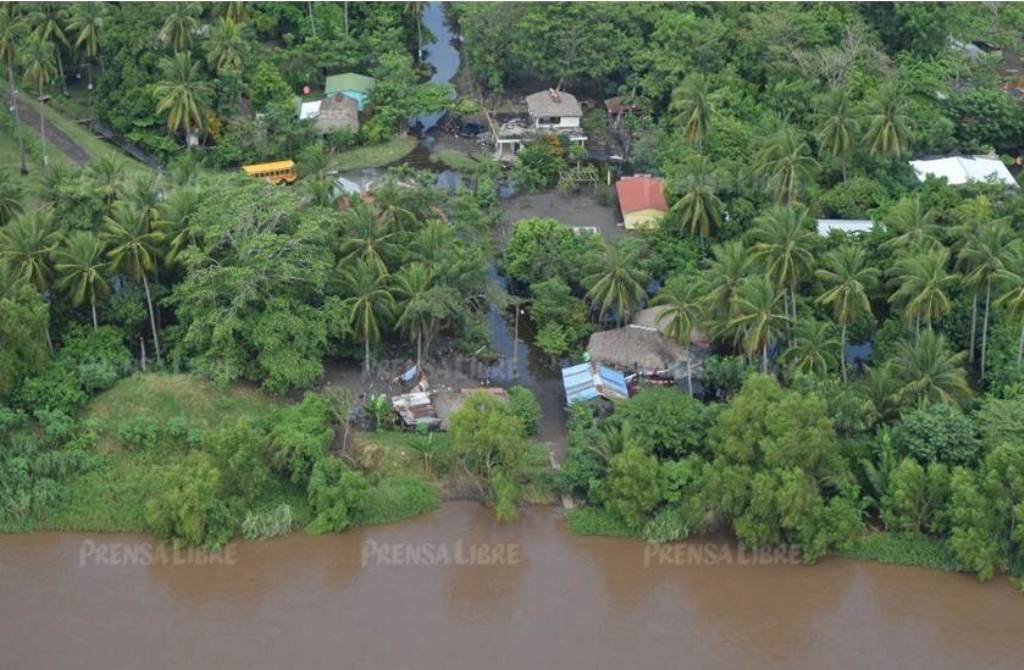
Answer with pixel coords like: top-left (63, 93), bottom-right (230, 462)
top-left (910, 156), bottom-right (1018, 187)
top-left (816, 219), bottom-right (874, 236)
top-left (562, 363), bottom-right (630, 404)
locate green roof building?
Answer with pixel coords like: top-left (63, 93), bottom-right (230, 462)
top-left (324, 73), bottom-right (376, 110)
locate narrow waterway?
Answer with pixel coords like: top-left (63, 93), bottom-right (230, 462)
top-left (1, 504), bottom-right (1021, 669)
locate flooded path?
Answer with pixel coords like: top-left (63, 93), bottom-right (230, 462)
top-left (1, 503), bottom-right (1021, 669)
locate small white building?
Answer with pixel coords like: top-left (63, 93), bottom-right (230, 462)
top-left (299, 99), bottom-right (322, 121)
top-left (525, 89), bottom-right (583, 130)
top-left (910, 156), bottom-right (1018, 188)
top-left (816, 219), bottom-right (875, 237)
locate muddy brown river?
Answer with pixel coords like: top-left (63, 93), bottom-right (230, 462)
top-left (1, 503), bottom-right (1021, 669)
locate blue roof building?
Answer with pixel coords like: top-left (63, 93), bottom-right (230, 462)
top-left (561, 362), bottom-right (630, 405)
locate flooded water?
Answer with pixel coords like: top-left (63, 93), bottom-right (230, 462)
top-left (413, 2), bottom-right (460, 136)
top-left (1, 503), bottom-right (1021, 669)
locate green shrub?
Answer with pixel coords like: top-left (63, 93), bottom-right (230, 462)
top-left (507, 386), bottom-right (541, 436)
top-left (355, 475), bottom-right (440, 527)
top-left (842, 531), bottom-right (959, 572)
top-left (241, 503), bottom-right (295, 540)
top-left (117, 416), bottom-right (159, 450)
top-left (565, 506), bottom-right (638, 538)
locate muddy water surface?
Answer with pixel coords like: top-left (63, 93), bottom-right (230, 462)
top-left (1, 503), bottom-right (1021, 669)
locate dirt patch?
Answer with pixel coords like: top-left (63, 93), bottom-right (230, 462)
top-left (7, 92), bottom-right (91, 166)
top-left (501, 190), bottom-right (623, 242)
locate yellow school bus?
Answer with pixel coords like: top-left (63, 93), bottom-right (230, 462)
top-left (241, 160), bottom-right (298, 185)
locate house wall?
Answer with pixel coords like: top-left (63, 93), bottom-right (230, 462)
top-left (532, 115), bottom-right (582, 130)
top-left (623, 208), bottom-right (666, 230)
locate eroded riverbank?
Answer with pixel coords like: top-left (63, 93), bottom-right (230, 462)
top-left (1, 503), bottom-right (1021, 669)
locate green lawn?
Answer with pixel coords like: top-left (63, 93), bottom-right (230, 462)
top-left (0, 132), bottom-right (48, 199)
top-left (330, 136), bottom-right (418, 171)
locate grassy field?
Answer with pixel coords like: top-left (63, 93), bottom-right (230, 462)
top-left (0, 132), bottom-right (49, 200)
top-left (330, 136), bottom-right (418, 171)
top-left (39, 374), bottom-right (298, 533)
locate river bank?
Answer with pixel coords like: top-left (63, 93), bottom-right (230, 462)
top-left (1, 502), bottom-right (1021, 670)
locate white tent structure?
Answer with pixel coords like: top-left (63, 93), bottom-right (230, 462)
top-left (816, 219), bottom-right (875, 236)
top-left (299, 99), bottom-right (322, 120)
top-left (910, 156), bottom-right (1018, 187)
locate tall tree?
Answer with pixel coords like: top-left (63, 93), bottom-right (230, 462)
top-left (863, 87), bottom-right (912, 158)
top-left (338, 258), bottom-right (395, 375)
top-left (781, 318), bottom-right (841, 378)
top-left (0, 177), bottom-right (23, 225)
top-left (728, 275), bottom-right (789, 374)
top-left (84, 155), bottom-right (126, 213)
top-left (158, 3), bottom-right (200, 53)
top-left (882, 195), bottom-right (941, 252)
top-left (950, 196), bottom-right (992, 363)
top-left (0, 6), bottom-right (29, 174)
top-left (55, 231), bottom-right (109, 330)
top-left (705, 239), bottom-right (753, 326)
top-left (815, 89), bottom-right (859, 181)
top-left (392, 262), bottom-right (452, 369)
top-left (750, 205), bottom-right (817, 322)
top-left (669, 155), bottom-right (723, 246)
top-left (153, 52), bottom-right (211, 149)
top-left (995, 244), bottom-right (1024, 370)
top-left (888, 247), bottom-right (958, 335)
top-left (104, 202), bottom-right (165, 365)
top-left (669, 72), bottom-right (720, 149)
top-left (754, 127), bottom-right (818, 204)
top-left (66, 1), bottom-right (107, 90)
top-left (159, 186), bottom-right (203, 264)
top-left (958, 220), bottom-right (1011, 379)
top-left (582, 242), bottom-right (648, 326)
top-left (338, 202), bottom-right (397, 274)
top-left (891, 330), bottom-right (971, 408)
top-left (0, 210), bottom-right (59, 291)
top-left (652, 276), bottom-right (707, 395)
top-left (20, 34), bottom-right (56, 166)
top-left (204, 17), bottom-right (246, 74)
top-left (815, 245), bottom-right (879, 382)
top-left (29, 2), bottom-right (67, 95)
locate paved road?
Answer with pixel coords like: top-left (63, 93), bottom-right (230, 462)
top-left (5, 91), bottom-right (91, 166)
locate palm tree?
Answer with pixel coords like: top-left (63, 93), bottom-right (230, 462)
top-left (0, 210), bottom-right (59, 291)
top-left (652, 276), bottom-right (706, 395)
top-left (339, 202), bottom-right (397, 274)
top-left (815, 244), bottom-right (878, 382)
top-left (995, 244), bottom-right (1024, 370)
top-left (29, 3), bottom-right (67, 95)
top-left (669, 155), bottom-right (723, 246)
top-left (0, 6), bottom-right (29, 174)
top-left (55, 231), bottom-right (109, 330)
top-left (84, 155), bottom-right (126, 212)
top-left (159, 186), bottom-right (202, 264)
top-left (66, 2), bottom-right (107, 90)
top-left (891, 329), bottom-right (971, 408)
top-left (958, 219), bottom-right (1011, 379)
top-left (863, 87), bottom-right (912, 158)
top-left (754, 127), bottom-right (818, 204)
top-left (781, 318), bottom-right (840, 378)
top-left (153, 52), bottom-right (211, 149)
top-left (20, 34), bottom-right (56, 166)
top-left (304, 174), bottom-right (336, 208)
top-left (728, 275), bottom-right (788, 374)
top-left (213, 2), bottom-right (248, 23)
top-left (34, 163), bottom-right (75, 209)
top-left (582, 242), bottom-right (648, 325)
top-left (669, 72), bottom-right (719, 149)
top-left (128, 172), bottom-right (163, 232)
top-left (888, 247), bottom-right (958, 336)
top-left (338, 258), bottom-right (395, 375)
top-left (815, 89), bottom-right (859, 181)
top-left (104, 202), bottom-right (165, 365)
top-left (159, 3), bottom-right (200, 53)
top-left (882, 195), bottom-right (941, 251)
top-left (410, 219), bottom-right (453, 271)
top-left (0, 178), bottom-right (24, 225)
top-left (860, 363), bottom-right (901, 425)
top-left (705, 239), bottom-right (752, 325)
top-left (750, 205), bottom-right (816, 322)
top-left (393, 262), bottom-right (440, 369)
top-left (204, 17), bottom-right (246, 74)
top-left (950, 196), bottom-right (993, 363)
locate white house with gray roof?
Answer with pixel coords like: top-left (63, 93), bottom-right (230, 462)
top-left (525, 89), bottom-right (583, 130)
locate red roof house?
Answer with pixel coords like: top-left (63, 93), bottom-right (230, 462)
top-left (615, 175), bottom-right (668, 230)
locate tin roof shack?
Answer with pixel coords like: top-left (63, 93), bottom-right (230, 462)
top-left (587, 309), bottom-right (708, 380)
top-left (561, 362), bottom-right (630, 405)
top-left (391, 391), bottom-right (441, 430)
top-left (816, 219), bottom-right (875, 237)
top-left (910, 156), bottom-right (1018, 188)
top-left (324, 72), bottom-right (376, 110)
top-left (616, 175), bottom-right (668, 230)
top-left (314, 94), bottom-right (360, 135)
top-left (604, 96), bottom-right (640, 130)
top-left (434, 387), bottom-right (508, 430)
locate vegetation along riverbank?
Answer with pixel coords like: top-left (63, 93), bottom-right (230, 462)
top-left (4, 2), bottom-right (1024, 592)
